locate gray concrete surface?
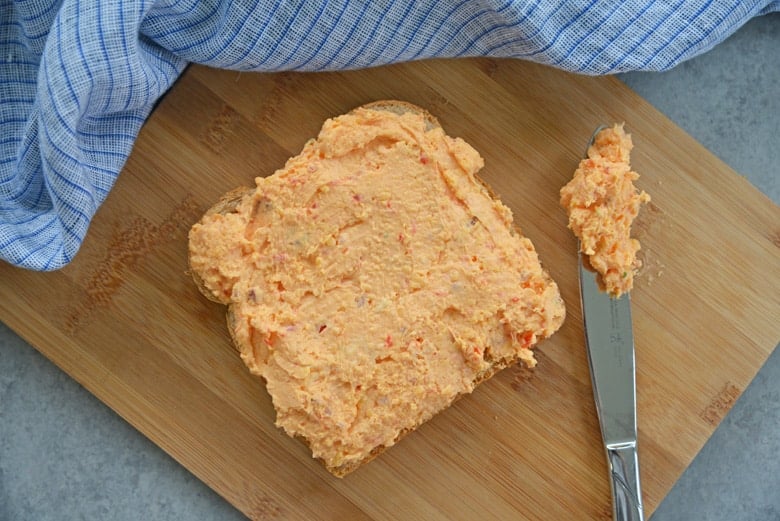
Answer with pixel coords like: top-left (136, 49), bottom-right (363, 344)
top-left (1, 12), bottom-right (778, 521)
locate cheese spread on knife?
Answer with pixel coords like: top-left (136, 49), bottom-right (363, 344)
top-left (189, 105), bottom-right (565, 475)
top-left (560, 124), bottom-right (651, 297)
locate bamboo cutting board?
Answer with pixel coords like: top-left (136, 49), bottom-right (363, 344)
top-left (1, 59), bottom-right (778, 520)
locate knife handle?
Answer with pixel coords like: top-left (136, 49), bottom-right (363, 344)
top-left (606, 443), bottom-right (644, 521)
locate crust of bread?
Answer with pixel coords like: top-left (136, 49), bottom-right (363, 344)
top-left (359, 100), bottom-right (441, 131)
top-left (189, 100), bottom-right (545, 477)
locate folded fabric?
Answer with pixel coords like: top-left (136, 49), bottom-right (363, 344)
top-left (2, 0), bottom-right (778, 271)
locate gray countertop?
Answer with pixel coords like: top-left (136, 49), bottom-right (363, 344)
top-left (1, 13), bottom-right (778, 521)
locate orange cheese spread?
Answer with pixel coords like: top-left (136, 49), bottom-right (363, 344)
top-left (560, 124), bottom-right (651, 297)
top-left (189, 107), bottom-right (565, 471)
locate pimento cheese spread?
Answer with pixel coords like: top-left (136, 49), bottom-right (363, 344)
top-left (189, 107), bottom-right (565, 473)
top-left (560, 124), bottom-right (651, 297)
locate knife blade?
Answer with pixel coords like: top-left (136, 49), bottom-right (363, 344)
top-left (578, 127), bottom-right (644, 521)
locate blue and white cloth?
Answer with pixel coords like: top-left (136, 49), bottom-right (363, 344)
top-left (2, 1), bottom-right (778, 271)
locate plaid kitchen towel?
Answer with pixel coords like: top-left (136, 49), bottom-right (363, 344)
top-left (2, 0), bottom-right (778, 270)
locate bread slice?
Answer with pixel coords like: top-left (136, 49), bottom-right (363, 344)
top-left (188, 101), bottom-right (565, 476)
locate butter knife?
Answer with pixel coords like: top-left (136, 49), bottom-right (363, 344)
top-left (578, 127), bottom-right (644, 521)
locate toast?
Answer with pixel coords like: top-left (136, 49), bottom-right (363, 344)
top-left (188, 101), bottom-right (565, 476)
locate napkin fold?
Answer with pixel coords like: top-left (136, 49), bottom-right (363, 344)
top-left (2, 0), bottom-right (777, 270)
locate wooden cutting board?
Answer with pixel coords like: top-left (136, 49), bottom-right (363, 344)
top-left (1, 59), bottom-right (778, 520)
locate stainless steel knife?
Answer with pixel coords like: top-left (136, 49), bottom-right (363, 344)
top-left (578, 127), bottom-right (644, 521)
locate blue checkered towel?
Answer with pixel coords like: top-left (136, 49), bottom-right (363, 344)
top-left (2, 1), bottom-right (778, 270)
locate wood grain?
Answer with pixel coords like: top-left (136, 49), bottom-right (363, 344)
top-left (1, 58), bottom-right (778, 520)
